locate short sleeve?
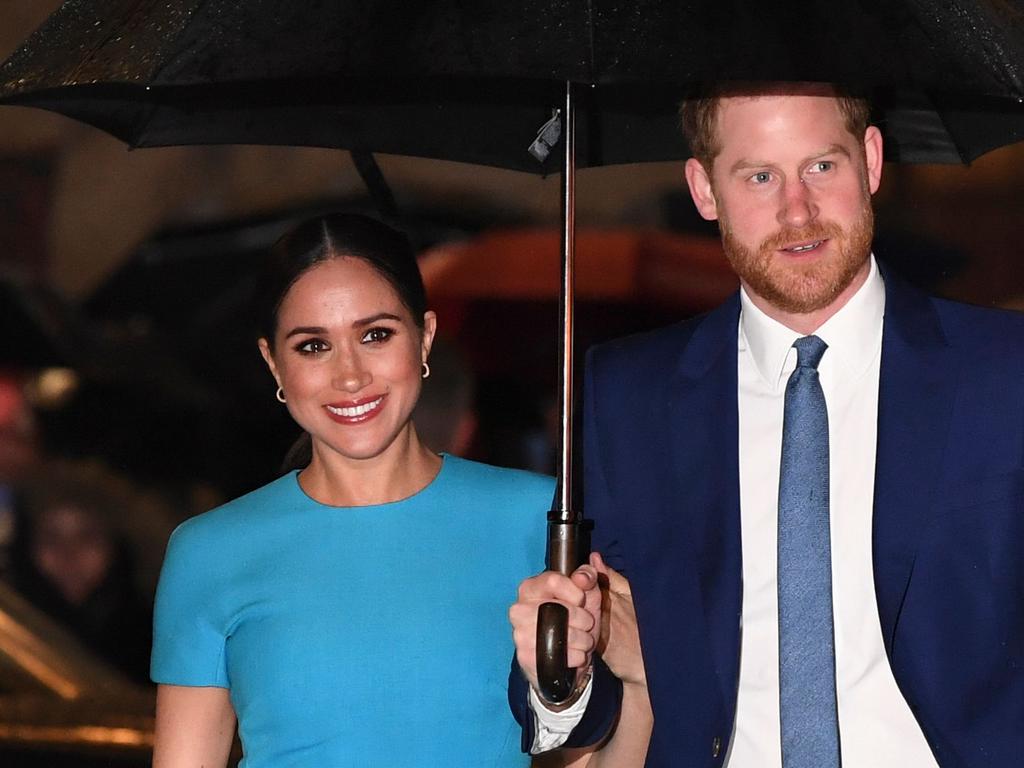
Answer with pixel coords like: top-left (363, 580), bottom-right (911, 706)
top-left (150, 520), bottom-right (230, 687)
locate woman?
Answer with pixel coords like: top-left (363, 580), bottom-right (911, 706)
top-left (151, 214), bottom-right (553, 767)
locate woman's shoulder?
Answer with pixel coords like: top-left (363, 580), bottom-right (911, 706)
top-left (168, 472), bottom-right (302, 548)
top-left (440, 455), bottom-right (555, 499)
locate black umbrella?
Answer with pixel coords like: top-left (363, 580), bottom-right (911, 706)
top-left (5, 0), bottom-right (1024, 703)
top-left (4, 0), bottom-right (1024, 166)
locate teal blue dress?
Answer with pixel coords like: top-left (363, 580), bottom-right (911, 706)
top-left (151, 455), bottom-right (552, 767)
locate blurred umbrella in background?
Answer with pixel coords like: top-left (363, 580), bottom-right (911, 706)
top-left (421, 227), bottom-right (735, 308)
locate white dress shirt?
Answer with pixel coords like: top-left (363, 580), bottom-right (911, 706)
top-left (534, 258), bottom-right (938, 766)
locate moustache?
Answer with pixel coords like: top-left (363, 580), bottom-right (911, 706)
top-left (759, 221), bottom-right (844, 253)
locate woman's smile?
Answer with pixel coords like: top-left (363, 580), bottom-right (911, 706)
top-left (324, 394), bottom-right (386, 423)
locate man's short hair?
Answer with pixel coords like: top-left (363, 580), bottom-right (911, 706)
top-left (679, 83), bottom-right (872, 171)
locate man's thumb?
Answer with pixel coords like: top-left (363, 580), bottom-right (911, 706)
top-left (591, 551), bottom-right (629, 594)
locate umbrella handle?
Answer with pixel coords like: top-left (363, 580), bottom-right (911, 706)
top-left (536, 602), bottom-right (573, 702)
top-left (535, 516), bottom-right (588, 704)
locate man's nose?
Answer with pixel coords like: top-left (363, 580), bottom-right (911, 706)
top-left (778, 177), bottom-right (818, 229)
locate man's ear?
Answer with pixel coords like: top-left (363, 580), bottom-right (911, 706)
top-left (685, 158), bottom-right (719, 221)
top-left (863, 125), bottom-right (884, 195)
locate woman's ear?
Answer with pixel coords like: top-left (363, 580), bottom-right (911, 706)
top-left (258, 338), bottom-right (281, 388)
top-left (421, 311), bottom-right (437, 363)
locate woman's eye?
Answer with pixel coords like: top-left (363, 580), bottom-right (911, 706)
top-left (362, 327), bottom-right (394, 344)
top-left (296, 338), bottom-right (330, 355)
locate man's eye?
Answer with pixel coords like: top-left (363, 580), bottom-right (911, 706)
top-left (296, 339), bottom-right (329, 354)
top-left (751, 172), bottom-right (772, 184)
top-left (362, 327), bottom-right (394, 343)
top-left (808, 161), bottom-right (834, 173)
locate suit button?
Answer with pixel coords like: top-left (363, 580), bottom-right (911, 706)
top-left (712, 736), bottom-right (722, 758)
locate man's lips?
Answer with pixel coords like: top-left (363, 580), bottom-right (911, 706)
top-left (779, 238), bottom-right (827, 254)
top-left (324, 394), bottom-right (386, 423)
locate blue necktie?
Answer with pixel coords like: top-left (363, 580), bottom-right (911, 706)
top-left (778, 335), bottom-right (840, 767)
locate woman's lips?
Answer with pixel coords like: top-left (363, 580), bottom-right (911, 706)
top-left (324, 394), bottom-right (386, 424)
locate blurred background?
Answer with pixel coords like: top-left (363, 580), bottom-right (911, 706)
top-left (3, 0), bottom-right (1024, 764)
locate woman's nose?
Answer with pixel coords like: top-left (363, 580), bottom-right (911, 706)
top-left (331, 354), bottom-right (372, 392)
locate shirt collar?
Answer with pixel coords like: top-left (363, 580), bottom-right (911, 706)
top-left (739, 255), bottom-right (885, 388)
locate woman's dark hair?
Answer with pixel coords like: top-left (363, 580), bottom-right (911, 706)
top-left (258, 213), bottom-right (427, 348)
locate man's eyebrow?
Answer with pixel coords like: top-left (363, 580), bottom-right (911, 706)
top-left (816, 143), bottom-right (852, 160)
top-left (728, 144), bottom-right (853, 175)
top-left (729, 158), bottom-right (772, 174)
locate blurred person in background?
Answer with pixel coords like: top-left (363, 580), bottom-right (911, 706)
top-left (11, 459), bottom-right (154, 683)
top-left (151, 213), bottom-right (553, 767)
top-left (0, 373), bottom-right (40, 578)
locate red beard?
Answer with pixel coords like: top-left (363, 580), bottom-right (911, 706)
top-left (720, 201), bottom-right (874, 315)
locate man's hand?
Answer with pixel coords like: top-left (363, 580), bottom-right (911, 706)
top-left (509, 561), bottom-right (602, 703)
top-left (593, 552), bottom-right (646, 687)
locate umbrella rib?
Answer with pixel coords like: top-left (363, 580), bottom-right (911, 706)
top-left (124, 0), bottom-right (211, 147)
top-left (929, 102), bottom-right (971, 165)
top-left (146, 0), bottom-right (211, 85)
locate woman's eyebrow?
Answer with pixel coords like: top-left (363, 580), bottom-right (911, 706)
top-left (284, 325), bottom-right (327, 339)
top-left (352, 312), bottom-right (403, 327)
top-left (283, 313), bottom-right (403, 338)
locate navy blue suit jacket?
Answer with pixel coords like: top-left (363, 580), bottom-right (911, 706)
top-left (511, 268), bottom-right (1024, 766)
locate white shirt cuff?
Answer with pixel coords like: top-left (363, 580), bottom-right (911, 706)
top-left (528, 677), bottom-right (594, 753)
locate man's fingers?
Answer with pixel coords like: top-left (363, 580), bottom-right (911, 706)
top-left (604, 565), bottom-right (631, 595)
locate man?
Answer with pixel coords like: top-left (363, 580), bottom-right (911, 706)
top-left (508, 83), bottom-right (1024, 767)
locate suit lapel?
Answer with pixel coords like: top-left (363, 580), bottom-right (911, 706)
top-left (666, 293), bottom-right (744, 707)
top-left (873, 269), bottom-right (958, 658)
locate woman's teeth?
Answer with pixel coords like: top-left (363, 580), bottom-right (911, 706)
top-left (327, 397), bottom-right (383, 417)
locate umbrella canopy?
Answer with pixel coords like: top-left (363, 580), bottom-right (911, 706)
top-left (3, 0), bottom-right (1024, 167)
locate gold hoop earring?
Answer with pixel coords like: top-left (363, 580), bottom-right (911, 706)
top-left (421, 362), bottom-right (430, 379)
top-left (276, 387), bottom-right (286, 403)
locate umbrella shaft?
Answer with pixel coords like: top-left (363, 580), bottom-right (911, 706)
top-left (556, 81), bottom-right (576, 520)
